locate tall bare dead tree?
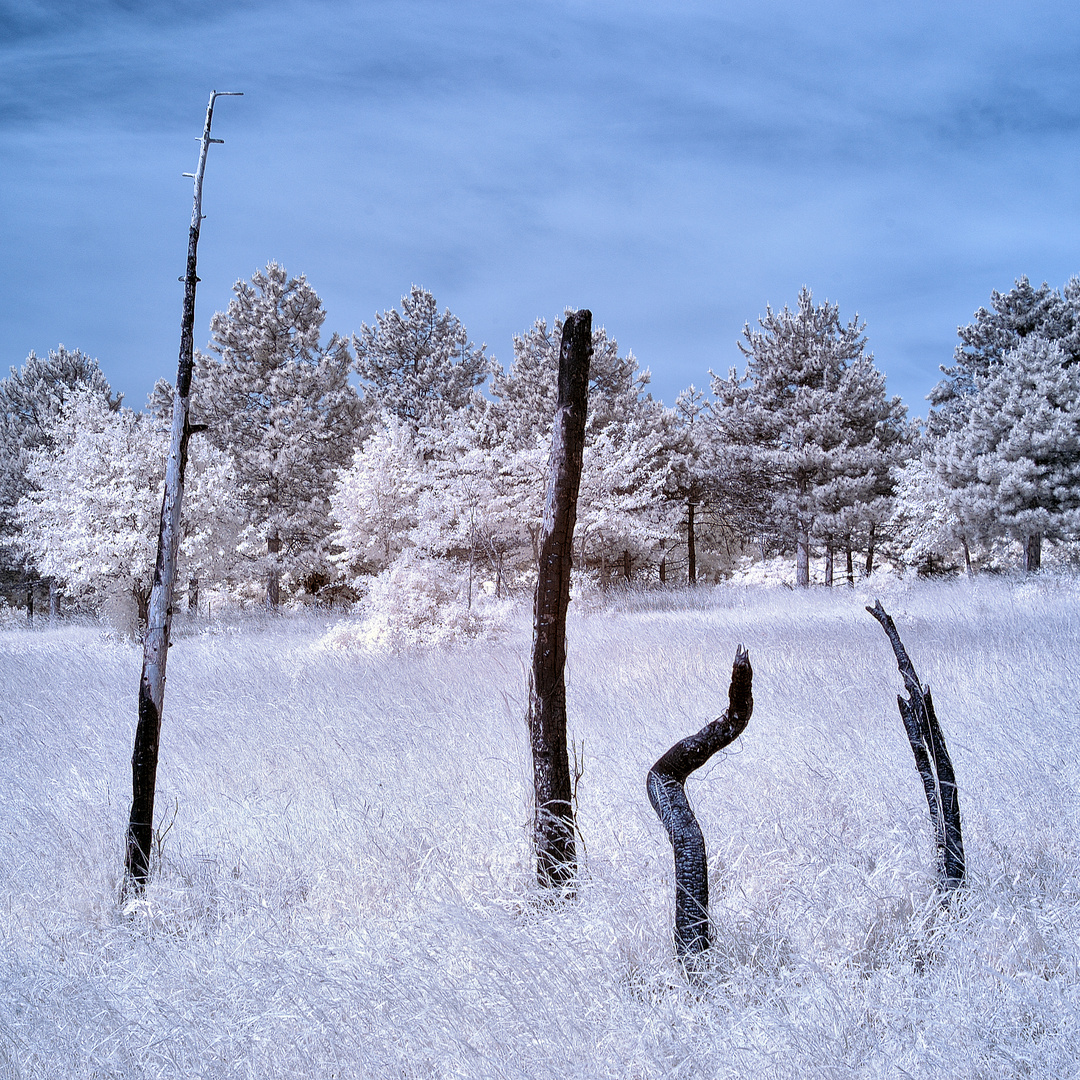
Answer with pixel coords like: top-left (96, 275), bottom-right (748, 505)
top-left (124, 91), bottom-right (242, 895)
top-left (527, 309), bottom-right (591, 893)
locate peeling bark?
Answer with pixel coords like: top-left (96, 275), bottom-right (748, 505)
top-left (647, 647), bottom-right (753, 958)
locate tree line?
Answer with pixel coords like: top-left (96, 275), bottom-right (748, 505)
top-left (2, 267), bottom-right (1079, 622)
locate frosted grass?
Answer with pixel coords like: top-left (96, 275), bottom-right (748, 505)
top-left (1, 578), bottom-right (1078, 1078)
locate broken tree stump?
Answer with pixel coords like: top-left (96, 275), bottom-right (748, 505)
top-left (647, 646), bottom-right (753, 959)
top-left (867, 601), bottom-right (965, 896)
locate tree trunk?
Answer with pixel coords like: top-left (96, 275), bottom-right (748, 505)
top-left (687, 501), bottom-right (697, 585)
top-left (188, 577), bottom-right (200, 614)
top-left (648, 647), bottom-right (753, 962)
top-left (659, 555), bottom-right (667, 584)
top-left (845, 539), bottom-right (854, 587)
top-left (961, 535), bottom-right (973, 578)
top-left (527, 309), bottom-right (591, 894)
top-left (495, 549), bottom-right (503, 599)
top-left (49, 579), bottom-right (60, 623)
top-left (25, 586), bottom-right (33, 628)
top-left (266, 530), bottom-right (282, 611)
top-left (623, 548), bottom-right (631, 582)
top-left (865, 521), bottom-right (877, 577)
top-left (1024, 532), bottom-right (1042, 573)
top-left (125, 90), bottom-right (239, 897)
top-left (824, 545), bottom-right (834, 587)
top-left (866, 602), bottom-right (965, 897)
top-left (796, 514), bottom-right (810, 587)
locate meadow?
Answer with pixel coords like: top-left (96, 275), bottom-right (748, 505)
top-left (0, 575), bottom-right (1078, 1079)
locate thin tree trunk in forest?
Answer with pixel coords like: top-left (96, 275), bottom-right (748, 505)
top-left (687, 500), bottom-right (697, 585)
top-left (25, 586), bottom-right (33, 628)
top-left (659, 555), bottom-right (667, 584)
top-left (527, 309), bottom-right (591, 894)
top-left (623, 548), bottom-right (631, 582)
top-left (648, 647), bottom-right (753, 962)
top-left (865, 521), bottom-right (877, 577)
top-left (866, 602), bottom-right (965, 897)
top-left (845, 539), bottom-right (854, 587)
top-left (125, 90), bottom-right (240, 897)
top-left (188, 577), bottom-right (199, 614)
top-left (961, 536), bottom-right (973, 578)
top-left (824, 545), bottom-right (834, 587)
top-left (266, 530), bottom-right (282, 611)
top-left (796, 514), bottom-right (810, 587)
top-left (49, 579), bottom-right (60, 623)
top-left (1024, 533), bottom-right (1042, 573)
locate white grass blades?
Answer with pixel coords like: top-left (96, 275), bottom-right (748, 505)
top-left (1, 576), bottom-right (1078, 1077)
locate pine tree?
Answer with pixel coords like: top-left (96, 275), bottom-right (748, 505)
top-left (353, 286), bottom-right (493, 432)
top-left (0, 346), bottom-right (118, 572)
top-left (933, 337), bottom-right (1080, 571)
top-left (929, 276), bottom-right (1080, 434)
top-left (712, 287), bottom-right (901, 586)
top-left (194, 263), bottom-right (361, 607)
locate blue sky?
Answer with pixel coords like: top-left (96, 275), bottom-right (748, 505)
top-left (3, 0), bottom-right (1079, 417)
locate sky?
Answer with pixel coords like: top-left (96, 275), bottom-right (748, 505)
top-left (3, 0), bottom-right (1080, 419)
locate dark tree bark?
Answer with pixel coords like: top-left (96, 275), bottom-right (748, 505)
top-left (1024, 533), bottom-right (1042, 573)
top-left (687, 500), bottom-right (697, 585)
top-left (188, 577), bottom-right (199, 614)
top-left (25, 586), bottom-right (33, 628)
top-left (647, 647), bottom-right (753, 960)
top-left (49, 579), bottom-right (60, 623)
top-left (623, 548), bottom-right (632, 582)
top-left (659, 555), bottom-right (667, 584)
top-left (527, 309), bottom-right (592, 893)
top-left (845, 539), bottom-right (855, 587)
top-left (961, 535), bottom-right (974, 578)
top-left (125, 90), bottom-right (240, 896)
top-left (824, 545), bottom-right (834, 587)
top-left (866, 602), bottom-right (965, 896)
top-left (864, 521), bottom-right (877, 577)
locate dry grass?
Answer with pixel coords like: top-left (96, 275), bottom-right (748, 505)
top-left (1, 574), bottom-right (1078, 1078)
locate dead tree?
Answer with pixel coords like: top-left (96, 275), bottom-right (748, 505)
top-left (866, 601), bottom-right (965, 896)
top-left (648, 646), bottom-right (753, 959)
top-left (124, 90), bottom-right (241, 895)
top-left (527, 309), bottom-right (592, 893)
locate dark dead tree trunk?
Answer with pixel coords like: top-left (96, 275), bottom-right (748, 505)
top-left (527, 309), bottom-right (591, 894)
top-left (866, 601), bottom-right (965, 897)
top-left (648, 647), bottom-right (753, 961)
top-left (125, 90), bottom-right (241, 897)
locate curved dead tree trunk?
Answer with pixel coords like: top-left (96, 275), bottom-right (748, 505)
top-left (866, 602), bottom-right (965, 896)
top-left (528, 309), bottom-right (592, 893)
top-left (648, 646), bottom-right (753, 959)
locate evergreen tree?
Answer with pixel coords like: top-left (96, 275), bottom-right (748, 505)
top-left (353, 286), bottom-right (493, 432)
top-left (712, 287), bottom-right (903, 586)
top-left (193, 263), bottom-right (361, 607)
top-left (929, 276), bottom-right (1080, 434)
top-left (0, 346), bottom-right (118, 572)
top-left (932, 337), bottom-right (1080, 571)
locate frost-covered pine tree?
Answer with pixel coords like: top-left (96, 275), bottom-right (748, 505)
top-left (16, 393), bottom-right (239, 625)
top-left (712, 288), bottom-right (901, 586)
top-left (0, 346), bottom-right (118, 574)
top-left (929, 276), bottom-right (1080, 435)
top-left (353, 286), bottom-right (493, 432)
top-left (931, 336), bottom-right (1080, 571)
top-left (330, 414), bottom-right (424, 575)
top-left (193, 263), bottom-right (362, 607)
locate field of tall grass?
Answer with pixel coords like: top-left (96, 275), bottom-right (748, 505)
top-left (1, 575), bottom-right (1078, 1078)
